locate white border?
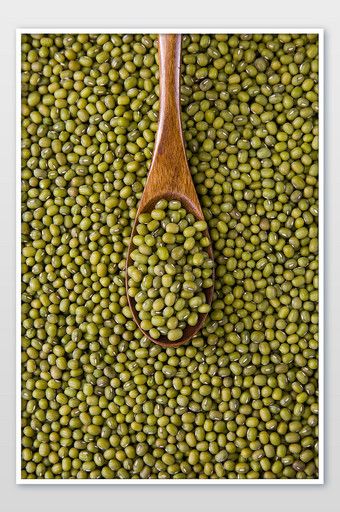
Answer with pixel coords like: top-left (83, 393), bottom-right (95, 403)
top-left (16, 28), bottom-right (324, 485)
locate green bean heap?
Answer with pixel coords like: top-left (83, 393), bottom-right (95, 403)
top-left (127, 199), bottom-right (213, 342)
top-left (21, 33), bottom-right (319, 480)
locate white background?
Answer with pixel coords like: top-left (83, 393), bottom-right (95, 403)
top-left (1, 0), bottom-right (338, 510)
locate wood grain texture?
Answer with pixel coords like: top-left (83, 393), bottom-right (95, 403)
top-left (126, 34), bottom-right (214, 348)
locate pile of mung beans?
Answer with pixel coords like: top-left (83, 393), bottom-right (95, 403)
top-left (21, 33), bottom-right (319, 479)
top-left (127, 199), bottom-right (214, 342)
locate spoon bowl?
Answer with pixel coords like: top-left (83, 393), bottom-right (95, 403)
top-left (126, 34), bottom-right (214, 347)
top-left (126, 193), bottom-right (214, 348)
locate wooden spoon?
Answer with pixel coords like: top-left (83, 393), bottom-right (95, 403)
top-left (126, 33), bottom-right (214, 347)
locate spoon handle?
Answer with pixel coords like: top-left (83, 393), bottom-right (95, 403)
top-left (138, 34), bottom-right (203, 219)
top-left (155, 34), bottom-right (185, 158)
